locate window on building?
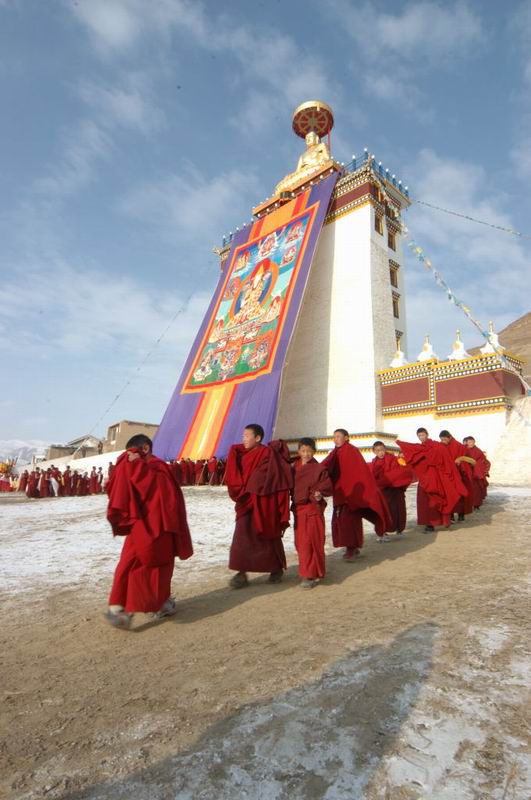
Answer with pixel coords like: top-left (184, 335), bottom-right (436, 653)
top-left (389, 264), bottom-right (398, 288)
top-left (374, 213), bottom-right (383, 235)
top-left (392, 294), bottom-right (400, 319)
top-left (388, 229), bottom-right (396, 250)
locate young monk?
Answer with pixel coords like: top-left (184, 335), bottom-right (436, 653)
top-left (398, 428), bottom-right (467, 533)
top-left (225, 424), bottom-right (292, 589)
top-left (322, 429), bottom-right (391, 561)
top-left (371, 441), bottom-right (414, 537)
top-left (105, 434), bottom-right (193, 629)
top-left (463, 436), bottom-right (490, 508)
top-left (292, 438), bottom-right (332, 588)
top-left (439, 430), bottom-right (475, 521)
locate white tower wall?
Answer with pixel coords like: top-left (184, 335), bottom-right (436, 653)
top-left (275, 199), bottom-right (402, 439)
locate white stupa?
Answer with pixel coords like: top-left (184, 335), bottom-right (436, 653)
top-left (447, 329), bottom-right (470, 361)
top-left (417, 334), bottom-right (438, 362)
top-left (390, 338), bottom-right (408, 367)
top-left (480, 321), bottom-right (505, 355)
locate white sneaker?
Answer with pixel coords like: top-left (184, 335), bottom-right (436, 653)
top-left (153, 597), bottom-right (177, 620)
top-left (378, 535), bottom-right (392, 543)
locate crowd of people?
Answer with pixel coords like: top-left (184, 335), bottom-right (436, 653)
top-left (8, 465), bottom-right (115, 498)
top-left (3, 457), bottom-right (229, 499)
top-left (102, 424), bottom-right (491, 629)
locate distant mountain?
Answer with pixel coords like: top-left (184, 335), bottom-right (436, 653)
top-left (469, 312), bottom-right (531, 385)
top-left (0, 439), bottom-right (49, 466)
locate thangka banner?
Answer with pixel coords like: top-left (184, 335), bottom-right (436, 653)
top-left (154, 173), bottom-right (338, 460)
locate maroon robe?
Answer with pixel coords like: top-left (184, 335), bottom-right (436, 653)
top-left (322, 443), bottom-right (392, 550)
top-left (38, 472), bottom-right (50, 498)
top-left (467, 445), bottom-right (490, 507)
top-left (107, 451), bottom-right (193, 613)
top-left (226, 441), bottom-right (292, 573)
top-left (18, 471), bottom-right (29, 494)
top-left (444, 438), bottom-right (474, 516)
top-left (63, 469), bottom-right (72, 496)
top-left (371, 453), bottom-right (413, 533)
top-left (207, 457), bottom-right (219, 486)
top-left (398, 439), bottom-right (467, 527)
top-left (292, 458), bottom-right (332, 579)
top-left (89, 470), bottom-right (99, 495)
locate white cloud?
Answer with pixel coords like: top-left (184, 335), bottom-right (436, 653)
top-left (32, 119), bottom-right (112, 201)
top-left (69, 0), bottom-right (143, 53)
top-left (403, 149), bottom-right (530, 355)
top-left (510, 1), bottom-right (531, 176)
top-left (0, 259), bottom-right (211, 361)
top-left (69, 0), bottom-right (337, 137)
top-left (328, 1), bottom-right (484, 112)
top-left (79, 75), bottom-right (166, 135)
top-left (118, 164), bottom-right (261, 244)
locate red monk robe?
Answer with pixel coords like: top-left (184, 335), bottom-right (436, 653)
top-left (443, 437), bottom-right (475, 516)
top-left (371, 453), bottom-right (414, 533)
top-left (292, 458), bottom-right (332, 580)
top-left (322, 443), bottom-right (392, 551)
top-left (226, 441), bottom-right (292, 576)
top-left (207, 457), bottom-right (219, 486)
top-left (38, 471), bottom-right (50, 498)
top-left (170, 460), bottom-right (183, 487)
top-left (62, 469), bottom-right (72, 496)
top-left (26, 471), bottom-right (38, 498)
top-left (107, 451), bottom-right (193, 613)
top-left (18, 471), bottom-right (29, 494)
top-left (398, 439), bottom-right (467, 528)
top-left (467, 445), bottom-right (490, 507)
top-left (89, 469), bottom-right (99, 495)
top-left (185, 459), bottom-right (195, 486)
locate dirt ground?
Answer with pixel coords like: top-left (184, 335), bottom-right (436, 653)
top-left (1, 487), bottom-right (530, 799)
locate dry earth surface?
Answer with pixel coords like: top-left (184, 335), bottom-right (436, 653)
top-left (1, 486), bottom-right (530, 800)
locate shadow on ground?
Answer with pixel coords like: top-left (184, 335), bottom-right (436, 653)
top-left (66, 623), bottom-right (437, 800)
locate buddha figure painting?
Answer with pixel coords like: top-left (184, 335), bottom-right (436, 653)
top-left (185, 209), bottom-right (313, 390)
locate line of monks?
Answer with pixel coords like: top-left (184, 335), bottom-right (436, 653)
top-left (13, 465), bottom-right (115, 498)
top-left (104, 424), bottom-right (491, 629)
top-left (7, 458), bottom-right (228, 499)
top-left (170, 457), bottom-right (227, 487)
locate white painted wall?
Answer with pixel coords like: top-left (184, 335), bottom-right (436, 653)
top-left (275, 201), bottom-right (401, 439)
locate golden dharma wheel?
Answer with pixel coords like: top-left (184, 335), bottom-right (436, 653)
top-left (292, 100), bottom-right (334, 139)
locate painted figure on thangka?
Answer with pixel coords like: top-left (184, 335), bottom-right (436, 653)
top-left (189, 215), bottom-right (309, 389)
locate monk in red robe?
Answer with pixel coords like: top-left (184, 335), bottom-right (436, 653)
top-left (50, 466), bottom-right (62, 497)
top-left (185, 459), bottom-right (195, 486)
top-left (71, 470), bottom-right (80, 496)
top-left (27, 470), bottom-right (39, 498)
top-left (62, 467), bottom-right (72, 496)
top-left (79, 473), bottom-right (89, 496)
top-left (439, 430), bottom-right (475, 520)
top-left (322, 429), bottom-right (392, 561)
top-left (89, 468), bottom-right (99, 495)
top-left (38, 470), bottom-right (50, 498)
top-left (226, 424), bottom-right (292, 588)
top-left (371, 441), bottom-right (414, 536)
top-left (170, 460), bottom-right (183, 486)
top-left (398, 428), bottom-right (467, 533)
top-left (463, 436), bottom-right (490, 508)
top-left (106, 434), bottom-right (193, 629)
top-left (207, 457), bottom-right (219, 486)
top-left (292, 438), bottom-right (332, 588)
top-left (18, 470), bottom-right (29, 494)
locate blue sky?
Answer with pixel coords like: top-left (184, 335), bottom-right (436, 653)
top-left (1, 0), bottom-right (530, 444)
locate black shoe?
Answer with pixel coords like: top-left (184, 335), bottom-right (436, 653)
top-left (458, 513), bottom-right (465, 522)
top-left (423, 525), bottom-right (435, 533)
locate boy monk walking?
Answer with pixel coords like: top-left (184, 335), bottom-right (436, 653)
top-left (105, 435), bottom-right (193, 629)
top-left (292, 438), bottom-right (332, 588)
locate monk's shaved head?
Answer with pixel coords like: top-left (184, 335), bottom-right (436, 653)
top-left (126, 434), bottom-right (153, 451)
